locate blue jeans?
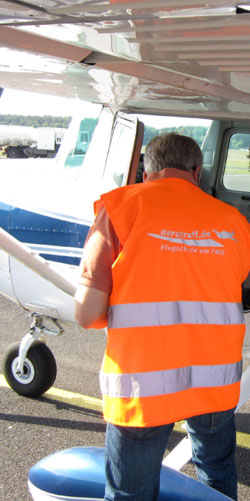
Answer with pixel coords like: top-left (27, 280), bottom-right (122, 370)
top-left (104, 408), bottom-right (237, 501)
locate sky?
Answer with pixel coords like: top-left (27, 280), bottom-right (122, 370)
top-left (0, 88), bottom-right (211, 127)
top-left (0, 89), bottom-right (101, 117)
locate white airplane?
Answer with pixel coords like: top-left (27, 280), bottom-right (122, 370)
top-left (1, 2), bottom-right (250, 495)
top-left (1, 0), bottom-right (250, 393)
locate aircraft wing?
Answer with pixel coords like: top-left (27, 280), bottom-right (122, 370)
top-left (0, 1), bottom-right (250, 120)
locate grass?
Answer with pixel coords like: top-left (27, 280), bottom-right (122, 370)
top-left (225, 149), bottom-right (250, 174)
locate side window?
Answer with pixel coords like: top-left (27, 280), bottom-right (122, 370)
top-left (223, 133), bottom-right (250, 192)
top-left (64, 118), bottom-right (98, 168)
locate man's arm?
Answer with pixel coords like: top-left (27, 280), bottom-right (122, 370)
top-left (75, 285), bottom-right (109, 329)
top-left (74, 205), bottom-right (120, 329)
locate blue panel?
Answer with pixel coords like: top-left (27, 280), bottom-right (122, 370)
top-left (28, 447), bottom-right (230, 500)
top-left (41, 254), bottom-right (82, 266)
top-left (8, 207), bottom-right (89, 265)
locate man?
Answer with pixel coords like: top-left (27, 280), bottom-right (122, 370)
top-left (75, 133), bottom-right (250, 501)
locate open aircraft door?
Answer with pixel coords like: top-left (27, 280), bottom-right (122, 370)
top-left (98, 111), bottom-right (144, 190)
top-left (75, 108), bottom-right (144, 217)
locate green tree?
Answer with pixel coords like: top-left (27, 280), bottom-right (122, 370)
top-left (143, 125), bottom-right (208, 147)
top-left (0, 114), bottom-right (72, 128)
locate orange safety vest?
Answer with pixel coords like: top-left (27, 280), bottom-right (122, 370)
top-left (95, 178), bottom-right (250, 427)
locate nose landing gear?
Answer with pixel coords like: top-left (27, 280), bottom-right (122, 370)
top-left (2, 313), bottom-right (63, 397)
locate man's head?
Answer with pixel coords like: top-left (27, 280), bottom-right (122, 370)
top-left (143, 132), bottom-right (203, 175)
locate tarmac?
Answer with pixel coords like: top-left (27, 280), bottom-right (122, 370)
top-left (1, 294), bottom-right (250, 500)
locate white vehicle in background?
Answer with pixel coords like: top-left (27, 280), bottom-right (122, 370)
top-left (0, 125), bottom-right (66, 158)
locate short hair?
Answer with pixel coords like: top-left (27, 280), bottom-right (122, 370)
top-left (144, 132), bottom-right (203, 174)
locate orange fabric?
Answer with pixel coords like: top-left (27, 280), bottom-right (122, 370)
top-left (96, 177), bottom-right (250, 426)
top-left (103, 383), bottom-right (241, 428)
top-left (102, 324), bottom-right (245, 374)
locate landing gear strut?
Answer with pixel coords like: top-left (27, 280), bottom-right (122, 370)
top-left (3, 313), bottom-right (63, 397)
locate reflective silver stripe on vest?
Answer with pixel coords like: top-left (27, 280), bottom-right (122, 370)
top-left (108, 301), bottom-right (244, 329)
top-left (100, 361), bottom-right (242, 398)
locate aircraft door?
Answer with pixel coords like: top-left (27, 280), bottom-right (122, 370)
top-left (101, 112), bottom-right (144, 193)
top-left (76, 109), bottom-right (144, 223)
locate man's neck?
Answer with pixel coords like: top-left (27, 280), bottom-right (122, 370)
top-left (145, 167), bottom-right (198, 185)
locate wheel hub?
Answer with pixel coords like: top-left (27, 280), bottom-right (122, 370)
top-left (11, 357), bottom-right (35, 384)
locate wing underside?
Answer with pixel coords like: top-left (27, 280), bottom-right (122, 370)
top-left (0, 1), bottom-right (250, 120)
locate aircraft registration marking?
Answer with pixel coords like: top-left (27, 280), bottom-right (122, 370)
top-left (1, 374), bottom-right (250, 449)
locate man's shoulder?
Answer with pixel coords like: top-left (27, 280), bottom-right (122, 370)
top-left (102, 182), bottom-right (146, 202)
top-left (201, 188), bottom-right (241, 215)
top-left (200, 189), bottom-right (250, 232)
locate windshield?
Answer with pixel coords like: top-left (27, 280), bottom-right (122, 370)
top-left (136, 114), bottom-right (212, 151)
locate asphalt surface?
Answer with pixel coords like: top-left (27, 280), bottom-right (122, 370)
top-left (1, 294), bottom-right (250, 501)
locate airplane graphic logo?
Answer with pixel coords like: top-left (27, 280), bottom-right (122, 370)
top-left (212, 230), bottom-right (237, 241)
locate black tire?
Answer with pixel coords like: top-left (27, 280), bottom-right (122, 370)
top-left (3, 341), bottom-right (57, 397)
top-left (23, 146), bottom-right (34, 158)
top-left (6, 147), bottom-right (23, 158)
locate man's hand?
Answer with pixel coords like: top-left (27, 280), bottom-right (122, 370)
top-left (74, 284), bottom-right (109, 329)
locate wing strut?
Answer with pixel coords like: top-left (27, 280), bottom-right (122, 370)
top-left (0, 227), bottom-right (76, 297)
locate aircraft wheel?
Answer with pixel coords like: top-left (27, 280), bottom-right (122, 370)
top-left (3, 340), bottom-right (57, 397)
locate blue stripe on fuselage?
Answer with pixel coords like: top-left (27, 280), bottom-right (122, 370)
top-left (0, 202), bottom-right (90, 266)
